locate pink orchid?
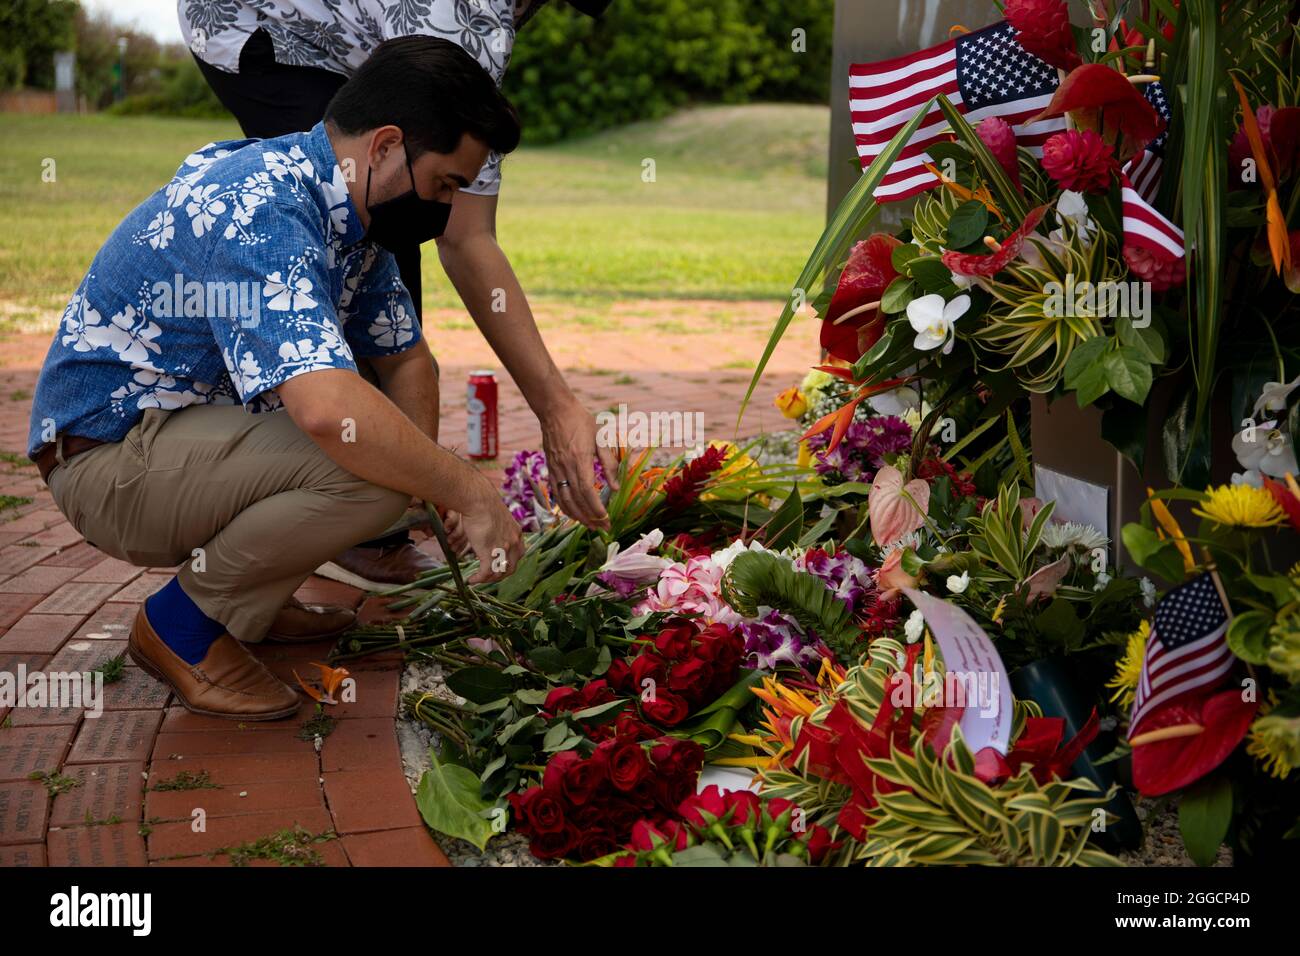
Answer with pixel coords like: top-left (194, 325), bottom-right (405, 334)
top-left (869, 465), bottom-right (930, 548)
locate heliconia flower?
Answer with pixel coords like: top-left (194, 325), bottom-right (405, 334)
top-left (1041, 130), bottom-right (1120, 193)
top-left (820, 234), bottom-right (902, 363)
top-left (868, 464), bottom-right (930, 548)
top-left (1123, 242), bottom-right (1185, 292)
top-left (1005, 0), bottom-right (1081, 71)
top-left (1034, 64), bottom-right (1164, 159)
top-left (773, 385), bottom-right (807, 419)
top-left (1229, 104), bottom-right (1300, 189)
top-left (976, 117), bottom-right (1022, 189)
top-left (942, 205), bottom-right (1049, 277)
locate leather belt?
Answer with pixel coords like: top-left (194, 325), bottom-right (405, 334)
top-left (32, 434), bottom-right (107, 484)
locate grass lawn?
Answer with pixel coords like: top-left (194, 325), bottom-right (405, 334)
top-left (0, 104), bottom-right (828, 331)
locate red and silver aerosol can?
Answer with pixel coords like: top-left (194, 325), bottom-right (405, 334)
top-left (466, 369), bottom-right (499, 459)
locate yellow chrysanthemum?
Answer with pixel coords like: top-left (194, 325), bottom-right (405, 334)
top-left (1192, 484), bottom-right (1285, 529)
top-left (1106, 620), bottom-right (1150, 708)
top-left (1246, 693), bottom-right (1300, 779)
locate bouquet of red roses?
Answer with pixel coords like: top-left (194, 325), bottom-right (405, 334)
top-left (605, 619), bottom-right (745, 727)
top-left (614, 787), bottom-right (834, 866)
top-left (508, 726), bottom-right (705, 861)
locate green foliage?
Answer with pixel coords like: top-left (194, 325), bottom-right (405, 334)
top-left (721, 549), bottom-right (860, 652)
top-left (858, 729), bottom-right (1121, 866)
top-left (507, 0), bottom-right (832, 143)
top-left (415, 747), bottom-right (498, 851)
top-left (0, 0), bottom-right (76, 91)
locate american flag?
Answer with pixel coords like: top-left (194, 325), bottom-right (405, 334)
top-left (1123, 81), bottom-right (1170, 203)
top-left (849, 21), bottom-right (1067, 202)
top-left (1120, 80), bottom-right (1184, 260)
top-left (1128, 573), bottom-right (1235, 740)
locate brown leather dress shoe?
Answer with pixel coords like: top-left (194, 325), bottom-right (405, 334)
top-left (128, 607), bottom-right (300, 721)
top-left (315, 542), bottom-right (440, 590)
top-left (266, 597), bottom-right (356, 644)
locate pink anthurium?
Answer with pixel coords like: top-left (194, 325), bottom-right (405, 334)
top-left (869, 464), bottom-right (930, 548)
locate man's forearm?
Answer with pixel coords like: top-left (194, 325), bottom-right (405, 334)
top-left (373, 340), bottom-right (440, 443)
top-left (437, 233), bottom-right (578, 417)
top-left (277, 368), bottom-right (489, 515)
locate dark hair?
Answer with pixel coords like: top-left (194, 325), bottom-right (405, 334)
top-left (325, 36), bottom-right (520, 158)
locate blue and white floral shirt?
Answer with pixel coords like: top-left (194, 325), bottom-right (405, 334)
top-left (28, 121), bottom-right (419, 459)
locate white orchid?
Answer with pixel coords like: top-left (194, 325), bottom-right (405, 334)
top-left (1231, 418), bottom-right (1299, 484)
top-left (867, 385), bottom-right (921, 418)
top-left (945, 570), bottom-right (970, 594)
top-left (1253, 376), bottom-right (1300, 416)
top-left (906, 293), bottom-right (970, 355)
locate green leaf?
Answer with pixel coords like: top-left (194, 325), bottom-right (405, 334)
top-left (1117, 315), bottom-right (1167, 365)
top-left (527, 645), bottom-right (566, 674)
top-left (1226, 610), bottom-right (1274, 665)
top-left (444, 666), bottom-right (514, 705)
top-left (415, 749), bottom-right (496, 851)
top-left (891, 242), bottom-right (924, 272)
top-left (881, 276), bottom-right (918, 314)
top-left (494, 548), bottom-right (540, 603)
top-left (909, 256), bottom-right (959, 295)
top-left (946, 200), bottom-right (990, 249)
top-left (1103, 347), bottom-right (1154, 405)
top-left (764, 483), bottom-right (804, 549)
top-left (1178, 774), bottom-right (1233, 867)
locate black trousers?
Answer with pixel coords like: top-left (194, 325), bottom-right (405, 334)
top-left (194, 29), bottom-right (423, 317)
top-left (196, 29), bottom-right (420, 551)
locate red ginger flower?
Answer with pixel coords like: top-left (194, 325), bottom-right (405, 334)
top-left (1123, 243), bottom-right (1185, 293)
top-left (1041, 130), bottom-right (1120, 193)
top-left (977, 117), bottom-right (1021, 190)
top-left (663, 444), bottom-right (727, 512)
top-left (1006, 0), bottom-right (1081, 71)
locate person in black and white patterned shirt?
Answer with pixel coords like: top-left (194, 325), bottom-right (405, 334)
top-left (178, 0), bottom-right (619, 588)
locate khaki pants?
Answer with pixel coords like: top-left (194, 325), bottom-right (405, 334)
top-left (47, 405), bottom-right (408, 643)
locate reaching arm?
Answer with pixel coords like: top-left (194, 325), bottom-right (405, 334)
top-left (436, 191), bottom-right (619, 530)
top-left (276, 367), bottom-right (521, 582)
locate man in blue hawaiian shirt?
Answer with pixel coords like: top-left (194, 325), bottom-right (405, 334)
top-left (27, 38), bottom-right (526, 721)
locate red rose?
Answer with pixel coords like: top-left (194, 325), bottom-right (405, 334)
top-left (579, 678), bottom-right (615, 706)
top-left (764, 797), bottom-right (797, 826)
top-left (613, 713), bottom-right (658, 741)
top-left (529, 824), bottom-right (580, 860)
top-left (653, 622), bottom-right (697, 661)
top-left (653, 771), bottom-right (695, 810)
top-left (642, 688), bottom-right (690, 727)
top-left (510, 786), bottom-right (567, 835)
top-left (1041, 130), bottom-right (1119, 193)
top-left (803, 823), bottom-right (834, 864)
top-left (666, 656), bottom-right (713, 703)
top-left (724, 789), bottom-right (761, 827)
top-left (629, 819), bottom-right (689, 852)
top-left (541, 750), bottom-right (582, 792)
top-left (560, 753), bottom-right (608, 806)
top-left (629, 652), bottom-right (668, 692)
top-left (677, 784), bottom-right (727, 828)
top-left (542, 685), bottom-right (581, 715)
top-left (650, 737), bottom-right (705, 779)
top-left (605, 658), bottom-right (632, 692)
top-left (597, 737), bottom-right (651, 791)
top-left (574, 828), bottom-right (620, 861)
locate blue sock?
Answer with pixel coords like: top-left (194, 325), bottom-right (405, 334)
top-left (144, 576), bottom-right (226, 665)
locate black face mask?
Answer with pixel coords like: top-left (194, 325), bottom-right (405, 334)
top-left (363, 146), bottom-right (452, 251)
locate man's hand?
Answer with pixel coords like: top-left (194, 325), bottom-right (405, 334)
top-left (541, 397), bottom-right (620, 531)
top-left (443, 510), bottom-right (471, 556)
top-left (458, 484), bottom-right (525, 584)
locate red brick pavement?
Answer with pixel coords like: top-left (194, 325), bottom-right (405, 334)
top-left (0, 327), bottom-right (805, 867)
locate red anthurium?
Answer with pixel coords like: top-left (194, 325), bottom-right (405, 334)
top-left (820, 234), bottom-right (902, 363)
top-left (1033, 64), bottom-right (1164, 160)
top-left (941, 205), bottom-right (1049, 277)
top-left (1130, 689), bottom-right (1258, 797)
